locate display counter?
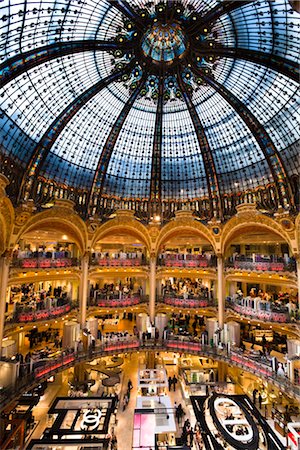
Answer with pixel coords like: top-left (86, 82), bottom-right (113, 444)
top-left (1, 339), bottom-right (17, 358)
top-left (138, 368), bottom-right (168, 392)
top-left (180, 367), bottom-right (235, 398)
top-left (254, 329), bottom-right (273, 343)
top-left (272, 406), bottom-right (287, 436)
top-left (133, 396), bottom-right (176, 450)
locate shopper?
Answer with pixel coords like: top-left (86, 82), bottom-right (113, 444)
top-left (168, 376), bottom-right (172, 391)
top-left (258, 392), bottom-right (262, 409)
top-left (252, 388), bottom-right (257, 404)
top-left (176, 404), bottom-right (184, 425)
top-left (111, 432), bottom-right (118, 450)
top-left (122, 393), bottom-right (128, 411)
top-left (172, 375), bottom-right (178, 391)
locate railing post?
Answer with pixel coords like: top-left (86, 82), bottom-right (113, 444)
top-left (149, 253), bottom-right (156, 323)
top-left (79, 252), bottom-right (90, 328)
top-left (0, 253), bottom-right (11, 357)
top-left (217, 254), bottom-right (225, 328)
top-left (295, 254), bottom-right (300, 311)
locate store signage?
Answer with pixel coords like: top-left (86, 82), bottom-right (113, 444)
top-left (80, 408), bottom-right (102, 431)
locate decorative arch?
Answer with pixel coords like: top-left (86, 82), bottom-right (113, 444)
top-left (0, 175), bottom-right (15, 255)
top-left (156, 217), bottom-right (217, 255)
top-left (13, 206), bottom-right (87, 255)
top-left (0, 197), bottom-right (15, 255)
top-left (295, 213), bottom-right (300, 255)
top-left (8, 271), bottom-right (81, 286)
top-left (91, 216), bottom-right (151, 252)
top-left (221, 212), bottom-right (294, 254)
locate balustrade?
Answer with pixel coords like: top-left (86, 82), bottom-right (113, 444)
top-left (226, 256), bottom-right (296, 273)
top-left (6, 300), bottom-right (74, 324)
top-left (89, 257), bottom-right (147, 267)
top-left (161, 295), bottom-right (213, 308)
top-left (11, 257), bottom-right (79, 269)
top-left (227, 296), bottom-right (293, 323)
top-left (1, 337), bottom-right (299, 412)
top-left (158, 254), bottom-right (216, 268)
top-left (93, 294), bottom-right (142, 308)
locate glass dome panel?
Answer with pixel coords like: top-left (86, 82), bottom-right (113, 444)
top-left (0, 0), bottom-right (299, 216)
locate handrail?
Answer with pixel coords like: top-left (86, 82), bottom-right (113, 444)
top-left (90, 257), bottom-right (148, 267)
top-left (6, 302), bottom-right (74, 324)
top-left (159, 296), bottom-right (215, 308)
top-left (226, 297), bottom-right (293, 323)
top-left (90, 295), bottom-right (144, 308)
top-left (158, 256), bottom-right (216, 268)
top-left (225, 259), bottom-right (296, 273)
top-left (0, 338), bottom-right (299, 412)
top-left (11, 257), bottom-right (79, 269)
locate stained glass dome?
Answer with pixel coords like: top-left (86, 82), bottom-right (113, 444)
top-left (141, 22), bottom-right (187, 63)
top-left (0, 0), bottom-right (299, 221)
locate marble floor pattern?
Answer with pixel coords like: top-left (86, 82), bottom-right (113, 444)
top-left (24, 350), bottom-right (194, 449)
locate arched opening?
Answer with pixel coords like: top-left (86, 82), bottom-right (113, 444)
top-left (90, 227), bottom-right (150, 309)
top-left (7, 221), bottom-right (83, 326)
top-left (157, 227), bottom-right (217, 312)
top-left (224, 224), bottom-right (297, 324)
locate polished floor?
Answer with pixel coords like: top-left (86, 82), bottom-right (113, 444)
top-left (25, 352), bottom-right (195, 449)
top-left (21, 318), bottom-right (289, 449)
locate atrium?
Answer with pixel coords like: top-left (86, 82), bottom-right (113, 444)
top-left (0, 0), bottom-right (299, 449)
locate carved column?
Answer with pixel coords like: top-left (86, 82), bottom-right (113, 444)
top-left (217, 254), bottom-right (225, 328)
top-left (296, 255), bottom-right (300, 310)
top-left (79, 252), bottom-right (89, 328)
top-left (0, 254), bottom-right (10, 356)
top-left (149, 254), bottom-right (156, 323)
top-left (218, 361), bottom-right (228, 382)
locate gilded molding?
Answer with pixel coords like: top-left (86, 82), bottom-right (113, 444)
top-left (91, 216), bottom-right (151, 251)
top-left (221, 211), bottom-right (295, 253)
top-left (156, 217), bottom-right (217, 254)
top-left (13, 207), bottom-right (87, 254)
top-left (0, 196), bottom-right (15, 253)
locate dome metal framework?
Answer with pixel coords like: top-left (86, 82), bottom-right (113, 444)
top-left (0, 0), bottom-right (299, 222)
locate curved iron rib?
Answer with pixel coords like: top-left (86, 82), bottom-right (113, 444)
top-left (86, 73), bottom-right (148, 215)
top-left (177, 71), bottom-right (223, 220)
top-left (0, 40), bottom-right (132, 88)
top-left (194, 67), bottom-right (295, 209)
top-left (150, 76), bottom-right (164, 203)
top-left (19, 61), bottom-right (136, 201)
top-left (192, 46), bottom-right (300, 83)
top-left (109, 0), bottom-right (144, 30)
top-left (188, 1), bottom-right (254, 34)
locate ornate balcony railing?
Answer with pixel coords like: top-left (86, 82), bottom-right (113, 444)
top-left (227, 296), bottom-right (292, 323)
top-left (160, 295), bottom-right (215, 308)
top-left (225, 257), bottom-right (296, 273)
top-left (6, 301), bottom-right (74, 324)
top-left (89, 257), bottom-right (148, 267)
top-left (1, 338), bottom-right (299, 412)
top-left (11, 257), bottom-right (79, 269)
top-left (158, 255), bottom-right (216, 268)
top-left (90, 294), bottom-right (144, 308)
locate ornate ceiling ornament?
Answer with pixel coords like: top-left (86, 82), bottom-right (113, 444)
top-left (110, 0), bottom-right (219, 104)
